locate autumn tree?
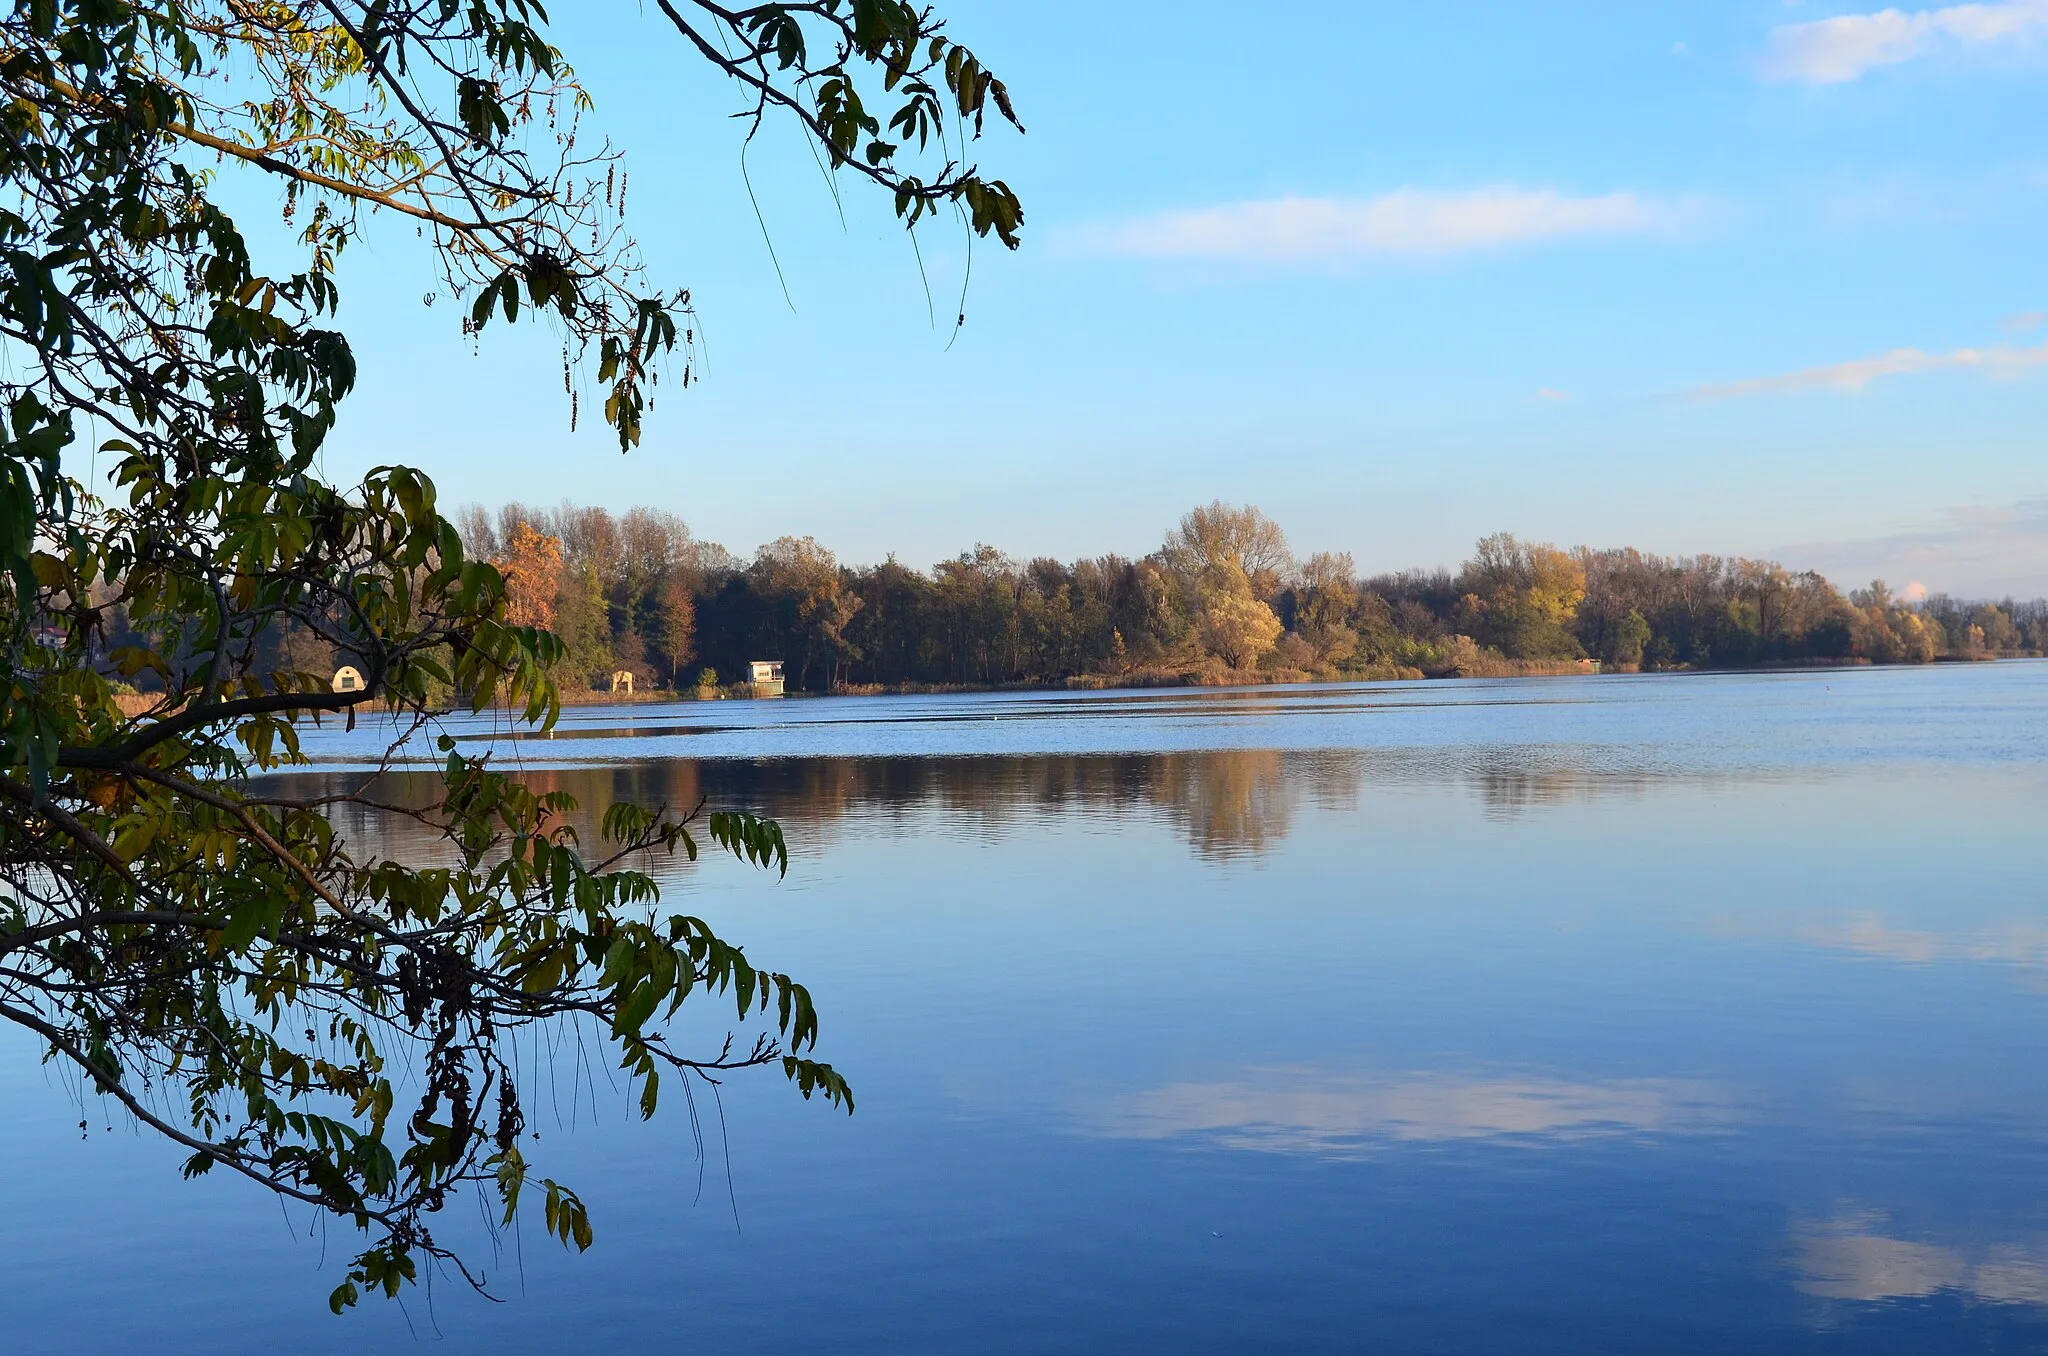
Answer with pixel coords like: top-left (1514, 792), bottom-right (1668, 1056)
top-left (0, 0), bottom-right (1022, 1314)
top-left (1291, 551), bottom-right (1360, 667)
top-left (458, 503), bottom-right (705, 688)
top-left (650, 577), bottom-right (699, 683)
top-left (1974, 604), bottom-right (2021, 653)
top-left (1163, 501), bottom-right (1295, 601)
top-left (1456, 533), bottom-right (1586, 660)
top-left (1197, 566), bottom-right (1285, 670)
top-left (500, 520), bottom-right (565, 631)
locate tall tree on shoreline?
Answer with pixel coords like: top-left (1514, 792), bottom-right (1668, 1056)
top-left (1163, 501), bottom-right (1295, 602)
top-left (0, 0), bottom-right (1021, 1313)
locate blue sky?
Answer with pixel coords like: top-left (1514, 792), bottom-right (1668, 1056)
top-left (308, 1), bottom-right (2048, 596)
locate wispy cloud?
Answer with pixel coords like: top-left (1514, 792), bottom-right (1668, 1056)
top-left (1762, 1), bottom-right (2048, 85)
top-left (2002, 309), bottom-right (2046, 333)
top-left (1076, 188), bottom-right (1693, 264)
top-left (1691, 340), bottom-right (2048, 400)
top-left (1773, 497), bottom-right (2048, 598)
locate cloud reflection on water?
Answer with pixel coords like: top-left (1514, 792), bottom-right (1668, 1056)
top-left (1084, 1064), bottom-right (1734, 1154)
top-left (1709, 912), bottom-right (2048, 971)
top-left (1792, 1215), bottom-right (2048, 1306)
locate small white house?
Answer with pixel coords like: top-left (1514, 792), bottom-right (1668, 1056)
top-left (748, 660), bottom-right (784, 697)
top-left (331, 665), bottom-right (365, 693)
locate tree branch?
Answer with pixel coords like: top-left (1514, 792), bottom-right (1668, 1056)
top-left (59, 688), bottom-right (377, 770)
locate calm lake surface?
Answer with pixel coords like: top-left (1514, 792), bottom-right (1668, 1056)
top-left (5, 664), bottom-right (2048, 1352)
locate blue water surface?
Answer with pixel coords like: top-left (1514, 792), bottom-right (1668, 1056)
top-left (4, 663), bottom-right (2047, 1353)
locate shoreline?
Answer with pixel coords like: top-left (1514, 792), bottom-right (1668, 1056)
top-left (550, 650), bottom-right (2037, 705)
top-left (107, 650), bottom-right (2039, 719)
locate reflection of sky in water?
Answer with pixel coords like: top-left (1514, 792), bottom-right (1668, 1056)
top-left (289, 661), bottom-right (2048, 773)
top-left (7, 663), bottom-right (2048, 1351)
top-left (1792, 1215), bottom-right (2048, 1306)
top-left (1712, 913), bottom-right (2048, 971)
top-left (1086, 1064), bottom-right (1737, 1150)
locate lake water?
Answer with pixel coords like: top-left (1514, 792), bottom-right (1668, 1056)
top-left (5, 664), bottom-right (2048, 1353)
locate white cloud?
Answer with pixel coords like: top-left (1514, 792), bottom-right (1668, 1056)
top-left (1078, 188), bottom-right (1692, 264)
top-left (1691, 340), bottom-right (2048, 400)
top-left (1537, 388), bottom-right (1572, 402)
top-left (1762, 1), bottom-right (2048, 85)
top-left (2002, 309), bottom-right (2046, 333)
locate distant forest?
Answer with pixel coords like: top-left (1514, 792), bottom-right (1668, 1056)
top-left (438, 501), bottom-right (2047, 695)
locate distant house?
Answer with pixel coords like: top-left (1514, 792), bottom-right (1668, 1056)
top-left (748, 660), bottom-right (784, 698)
top-left (331, 665), bottom-right (365, 693)
top-left (609, 669), bottom-right (635, 694)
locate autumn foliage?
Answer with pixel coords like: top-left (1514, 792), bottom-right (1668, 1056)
top-left (442, 503), bottom-right (2048, 695)
top-left (501, 521), bottom-right (565, 630)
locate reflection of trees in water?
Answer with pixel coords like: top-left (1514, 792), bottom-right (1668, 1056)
top-left (263, 752), bottom-right (1359, 862)
top-left (261, 746), bottom-right (1678, 863)
top-left (1469, 767), bottom-right (1656, 819)
top-left (1153, 751), bottom-right (1301, 859)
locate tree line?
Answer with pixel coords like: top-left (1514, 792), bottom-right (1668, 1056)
top-left (448, 501), bottom-right (2048, 694)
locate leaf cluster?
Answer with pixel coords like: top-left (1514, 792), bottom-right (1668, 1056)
top-left (656, 0), bottom-right (1024, 247)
